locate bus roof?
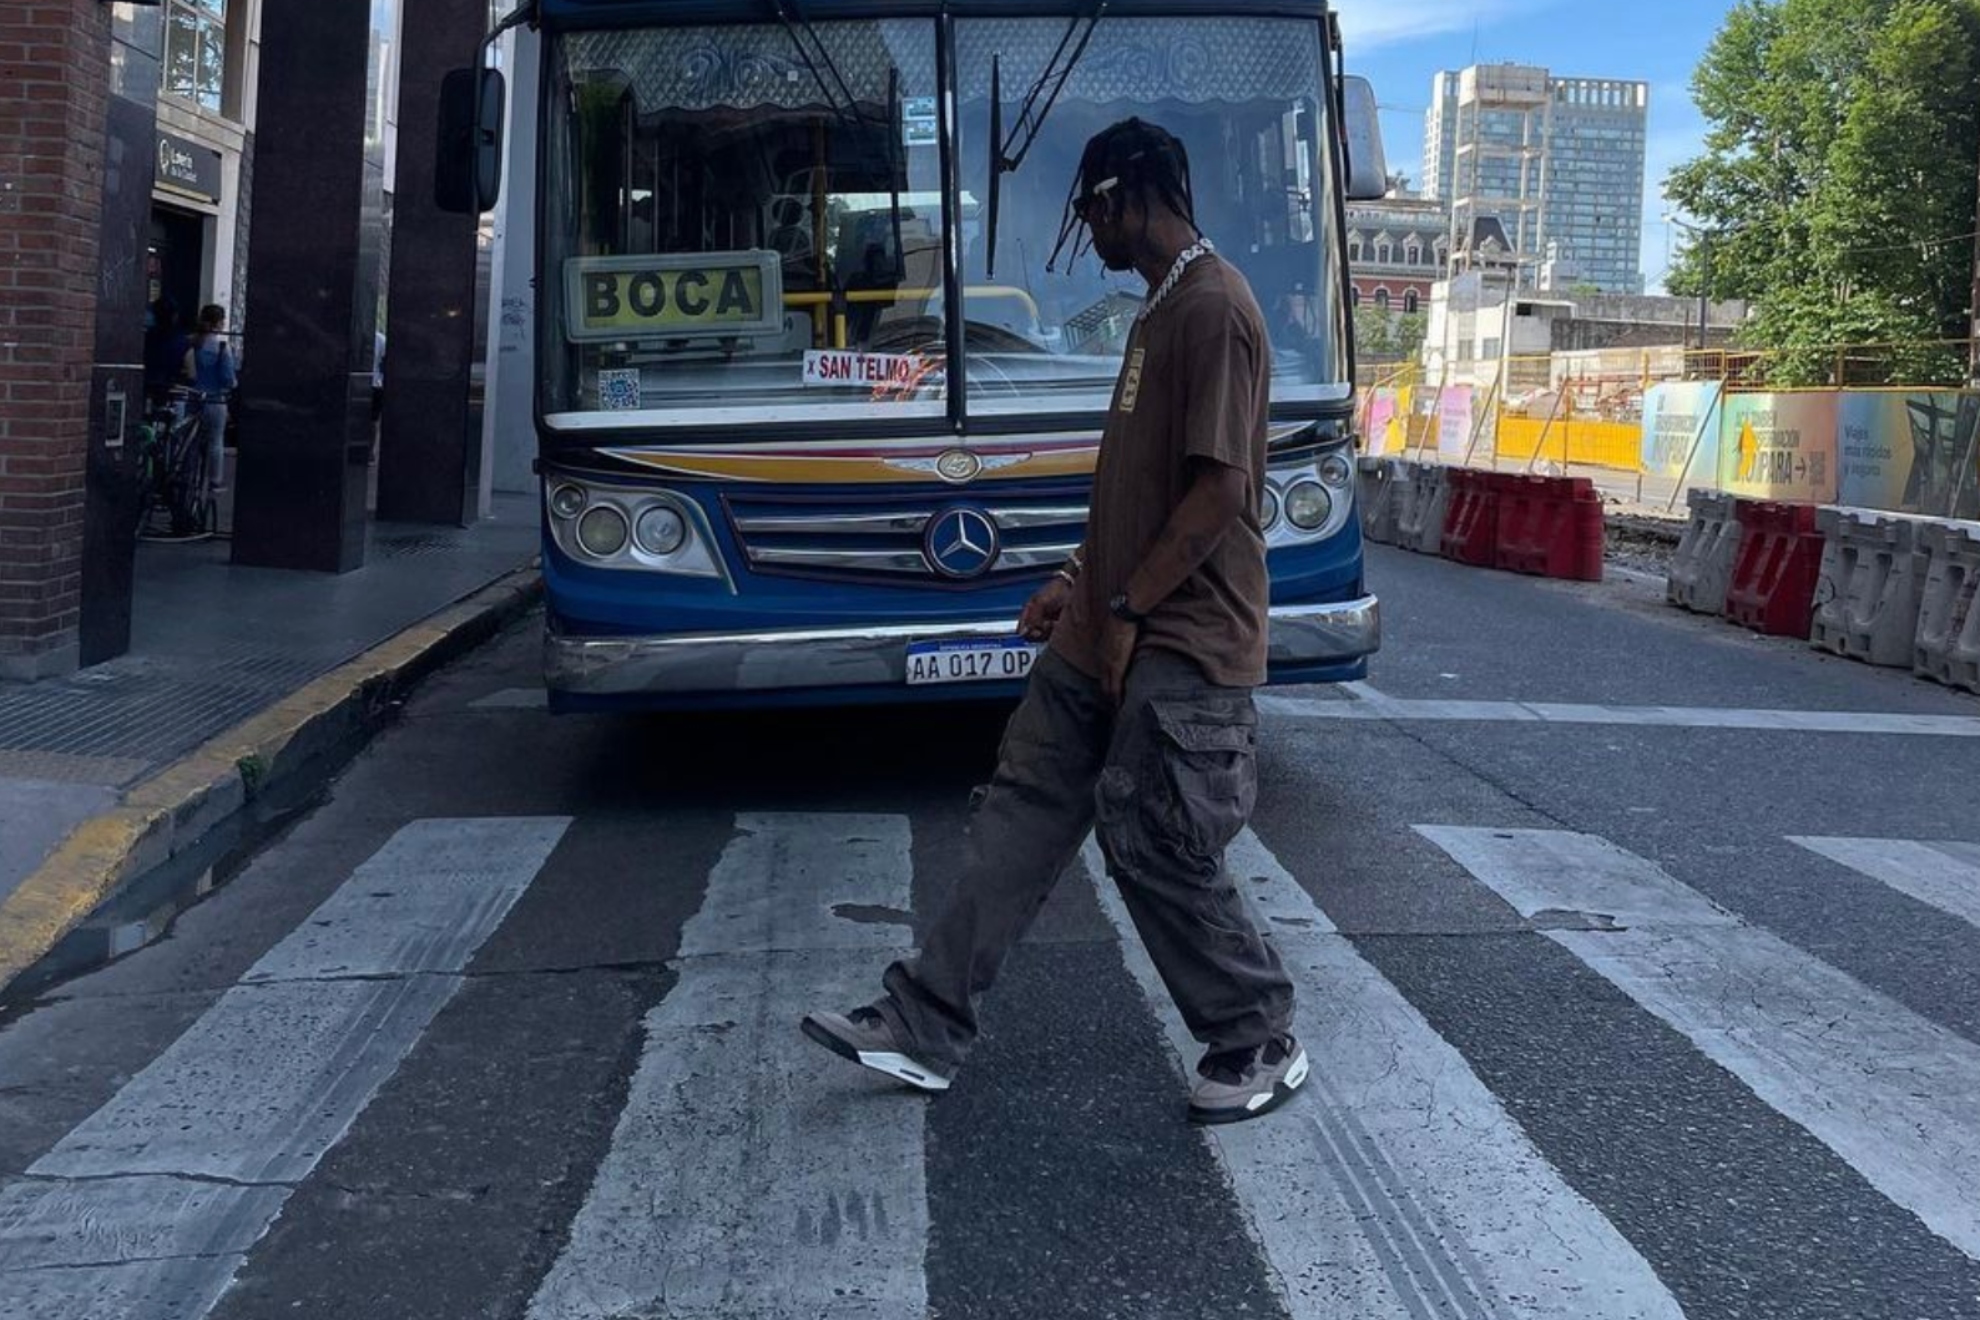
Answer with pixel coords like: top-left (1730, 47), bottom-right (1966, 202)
top-left (537, 0), bottom-right (1333, 30)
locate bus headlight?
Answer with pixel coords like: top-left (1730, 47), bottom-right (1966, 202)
top-left (635, 504), bottom-right (688, 556)
top-left (576, 506), bottom-right (630, 557)
top-left (1260, 483), bottom-right (1282, 531)
top-left (1319, 453), bottom-right (1353, 488)
top-left (550, 483), bottom-right (588, 519)
top-left (1285, 480), bottom-right (1332, 531)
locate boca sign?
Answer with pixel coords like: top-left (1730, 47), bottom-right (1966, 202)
top-left (564, 251), bottom-right (783, 342)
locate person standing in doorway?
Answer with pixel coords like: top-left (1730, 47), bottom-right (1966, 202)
top-left (186, 304), bottom-right (237, 494)
top-left (803, 118), bottom-right (1304, 1126)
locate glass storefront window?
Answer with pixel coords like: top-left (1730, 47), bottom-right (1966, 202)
top-left (165, 0), bottom-right (227, 114)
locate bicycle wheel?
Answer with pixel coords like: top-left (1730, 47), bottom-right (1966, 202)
top-left (169, 433), bottom-right (209, 537)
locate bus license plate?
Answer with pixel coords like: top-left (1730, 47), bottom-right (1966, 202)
top-left (905, 638), bottom-right (1039, 687)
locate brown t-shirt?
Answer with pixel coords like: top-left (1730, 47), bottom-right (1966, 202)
top-left (1051, 253), bottom-right (1271, 689)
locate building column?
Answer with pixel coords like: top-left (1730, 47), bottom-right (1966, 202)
top-left (376, 0), bottom-right (488, 526)
top-left (79, 4), bottom-right (166, 667)
top-left (231, 0), bottom-right (397, 572)
top-left (0, 3), bottom-right (112, 679)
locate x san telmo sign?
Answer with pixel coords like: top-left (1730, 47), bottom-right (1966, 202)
top-left (155, 131), bottom-right (222, 206)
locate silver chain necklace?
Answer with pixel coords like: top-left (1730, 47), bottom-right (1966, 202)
top-left (1138, 238), bottom-right (1215, 322)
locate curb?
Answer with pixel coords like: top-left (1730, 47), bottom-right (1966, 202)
top-left (0, 567), bottom-right (543, 1002)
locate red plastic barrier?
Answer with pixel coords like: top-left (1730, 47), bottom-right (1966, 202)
top-left (1439, 469), bottom-right (1501, 566)
top-left (1495, 475), bottom-right (1605, 582)
top-left (1724, 501), bottom-right (1825, 636)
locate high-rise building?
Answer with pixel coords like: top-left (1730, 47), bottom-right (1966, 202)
top-left (1423, 64), bottom-right (1649, 295)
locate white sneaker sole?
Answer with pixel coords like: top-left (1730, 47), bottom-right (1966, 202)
top-left (801, 1016), bottom-right (952, 1092)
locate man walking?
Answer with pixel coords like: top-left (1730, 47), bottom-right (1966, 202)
top-left (803, 119), bottom-right (1304, 1125)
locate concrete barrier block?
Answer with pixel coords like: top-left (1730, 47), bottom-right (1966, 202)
top-left (1668, 489), bottom-right (1741, 615)
top-left (1399, 463), bottom-right (1453, 555)
top-left (1810, 508), bottom-right (1930, 667)
top-left (1914, 520), bottom-right (1980, 694)
top-left (1357, 457), bottom-right (1401, 545)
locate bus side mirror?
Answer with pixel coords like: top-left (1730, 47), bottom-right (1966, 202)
top-left (437, 67), bottom-right (505, 214)
top-left (1339, 75), bottom-right (1388, 201)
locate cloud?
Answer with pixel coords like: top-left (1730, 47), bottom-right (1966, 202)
top-left (1336, 0), bottom-right (1554, 48)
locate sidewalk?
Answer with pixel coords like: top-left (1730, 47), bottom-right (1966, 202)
top-left (0, 494), bottom-right (540, 913)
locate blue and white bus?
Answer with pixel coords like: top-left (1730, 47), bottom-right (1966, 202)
top-left (452, 0), bottom-right (1386, 711)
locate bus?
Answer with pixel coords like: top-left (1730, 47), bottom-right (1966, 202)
top-left (445, 0), bottom-right (1387, 711)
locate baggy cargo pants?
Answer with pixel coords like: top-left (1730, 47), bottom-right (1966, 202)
top-left (877, 647), bottom-right (1296, 1071)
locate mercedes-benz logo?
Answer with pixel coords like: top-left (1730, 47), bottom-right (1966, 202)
top-left (923, 507), bottom-right (1001, 580)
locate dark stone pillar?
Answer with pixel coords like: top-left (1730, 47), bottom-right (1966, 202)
top-left (78, 5), bottom-right (163, 666)
top-left (377, 0), bottom-right (487, 526)
top-left (232, 1), bottom-right (397, 572)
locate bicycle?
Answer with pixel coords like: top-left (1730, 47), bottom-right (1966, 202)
top-left (135, 387), bottom-right (218, 541)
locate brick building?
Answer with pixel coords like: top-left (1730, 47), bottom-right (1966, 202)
top-left (1345, 195), bottom-right (1447, 317)
top-left (1, 2), bottom-right (489, 680)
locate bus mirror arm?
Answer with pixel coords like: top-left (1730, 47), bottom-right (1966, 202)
top-left (435, 2), bottom-right (533, 215)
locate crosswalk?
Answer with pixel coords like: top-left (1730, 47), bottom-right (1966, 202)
top-left (3, 811), bottom-right (1979, 1318)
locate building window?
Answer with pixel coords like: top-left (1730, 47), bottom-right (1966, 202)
top-left (1374, 288), bottom-right (1391, 311)
top-left (1375, 242), bottom-right (1392, 265)
top-left (1349, 239), bottom-right (1364, 263)
top-left (1403, 290), bottom-right (1419, 314)
top-left (1350, 287), bottom-right (1362, 307)
top-left (166, 0), bottom-right (228, 114)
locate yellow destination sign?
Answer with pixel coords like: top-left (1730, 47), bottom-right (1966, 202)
top-left (564, 252), bottom-right (784, 342)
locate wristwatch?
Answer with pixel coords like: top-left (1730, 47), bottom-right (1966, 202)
top-left (1108, 592), bottom-right (1147, 624)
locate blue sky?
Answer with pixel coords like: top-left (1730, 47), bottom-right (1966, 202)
top-left (1338, 0), bottom-right (1739, 292)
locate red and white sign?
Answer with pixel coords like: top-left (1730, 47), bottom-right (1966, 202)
top-left (802, 350), bottom-right (927, 389)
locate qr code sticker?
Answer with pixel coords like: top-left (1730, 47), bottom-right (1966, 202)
top-left (597, 368), bottom-right (643, 411)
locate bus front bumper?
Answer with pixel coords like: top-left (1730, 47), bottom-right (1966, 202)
top-left (543, 596), bottom-right (1379, 698)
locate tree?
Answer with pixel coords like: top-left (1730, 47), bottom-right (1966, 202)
top-left (1665, 0), bottom-right (1980, 382)
top-left (1352, 306), bottom-right (1427, 361)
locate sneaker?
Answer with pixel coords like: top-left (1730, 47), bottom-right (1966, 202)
top-left (801, 1006), bottom-right (952, 1093)
top-left (1188, 1034), bottom-right (1309, 1125)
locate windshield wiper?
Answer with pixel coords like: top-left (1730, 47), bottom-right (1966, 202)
top-left (768, 0), bottom-right (871, 128)
top-left (985, 2), bottom-right (1108, 280)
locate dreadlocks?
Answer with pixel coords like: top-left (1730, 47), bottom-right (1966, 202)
top-left (1048, 118), bottom-right (1200, 273)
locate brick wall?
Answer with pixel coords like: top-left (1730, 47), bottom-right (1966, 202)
top-left (0, 2), bottom-right (110, 678)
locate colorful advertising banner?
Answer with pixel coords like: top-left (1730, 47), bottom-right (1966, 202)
top-left (1716, 393), bottom-right (1840, 504)
top-left (1640, 381), bottom-right (1723, 482)
top-left (1361, 389), bottom-right (1405, 455)
top-left (1837, 391), bottom-right (1980, 518)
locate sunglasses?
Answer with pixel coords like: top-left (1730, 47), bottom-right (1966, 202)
top-left (1072, 175), bottom-right (1121, 223)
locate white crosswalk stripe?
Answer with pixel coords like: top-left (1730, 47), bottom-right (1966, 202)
top-left (1789, 836), bottom-right (1980, 931)
top-left (1086, 831), bottom-right (1687, 1319)
top-left (526, 812), bottom-right (928, 1320)
top-left (1420, 825), bottom-right (1980, 1263)
top-left (0, 817), bottom-right (572, 1320)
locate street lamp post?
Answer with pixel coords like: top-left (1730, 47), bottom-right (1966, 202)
top-left (1665, 214), bottom-right (1712, 351)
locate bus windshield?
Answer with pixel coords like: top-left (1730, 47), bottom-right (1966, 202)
top-left (541, 15), bottom-right (1346, 432)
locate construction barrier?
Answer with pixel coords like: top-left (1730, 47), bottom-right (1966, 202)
top-left (1439, 469), bottom-right (1501, 567)
top-left (1357, 457), bottom-right (1401, 546)
top-left (1667, 490), bottom-right (1743, 615)
top-left (1725, 502), bottom-right (1826, 638)
top-left (1495, 475), bottom-right (1605, 582)
top-left (1810, 509), bottom-right (1929, 668)
top-left (1914, 521), bottom-right (1980, 694)
top-left (1397, 463), bottom-right (1453, 555)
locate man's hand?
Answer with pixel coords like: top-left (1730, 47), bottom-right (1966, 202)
top-left (1098, 613), bottom-right (1138, 705)
top-left (1018, 577), bottom-right (1073, 642)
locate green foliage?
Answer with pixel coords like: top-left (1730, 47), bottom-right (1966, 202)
top-left (1353, 307), bottom-right (1428, 360)
top-left (1665, 0), bottom-right (1980, 380)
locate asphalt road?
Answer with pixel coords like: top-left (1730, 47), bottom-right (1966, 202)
top-left (3, 545), bottom-right (1978, 1320)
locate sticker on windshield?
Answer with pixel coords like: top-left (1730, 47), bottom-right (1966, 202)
top-left (903, 96), bottom-right (937, 147)
top-left (597, 368), bottom-right (642, 411)
top-left (803, 350), bottom-right (930, 390)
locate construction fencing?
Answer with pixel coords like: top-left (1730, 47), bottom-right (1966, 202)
top-left (1357, 341), bottom-right (1980, 518)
